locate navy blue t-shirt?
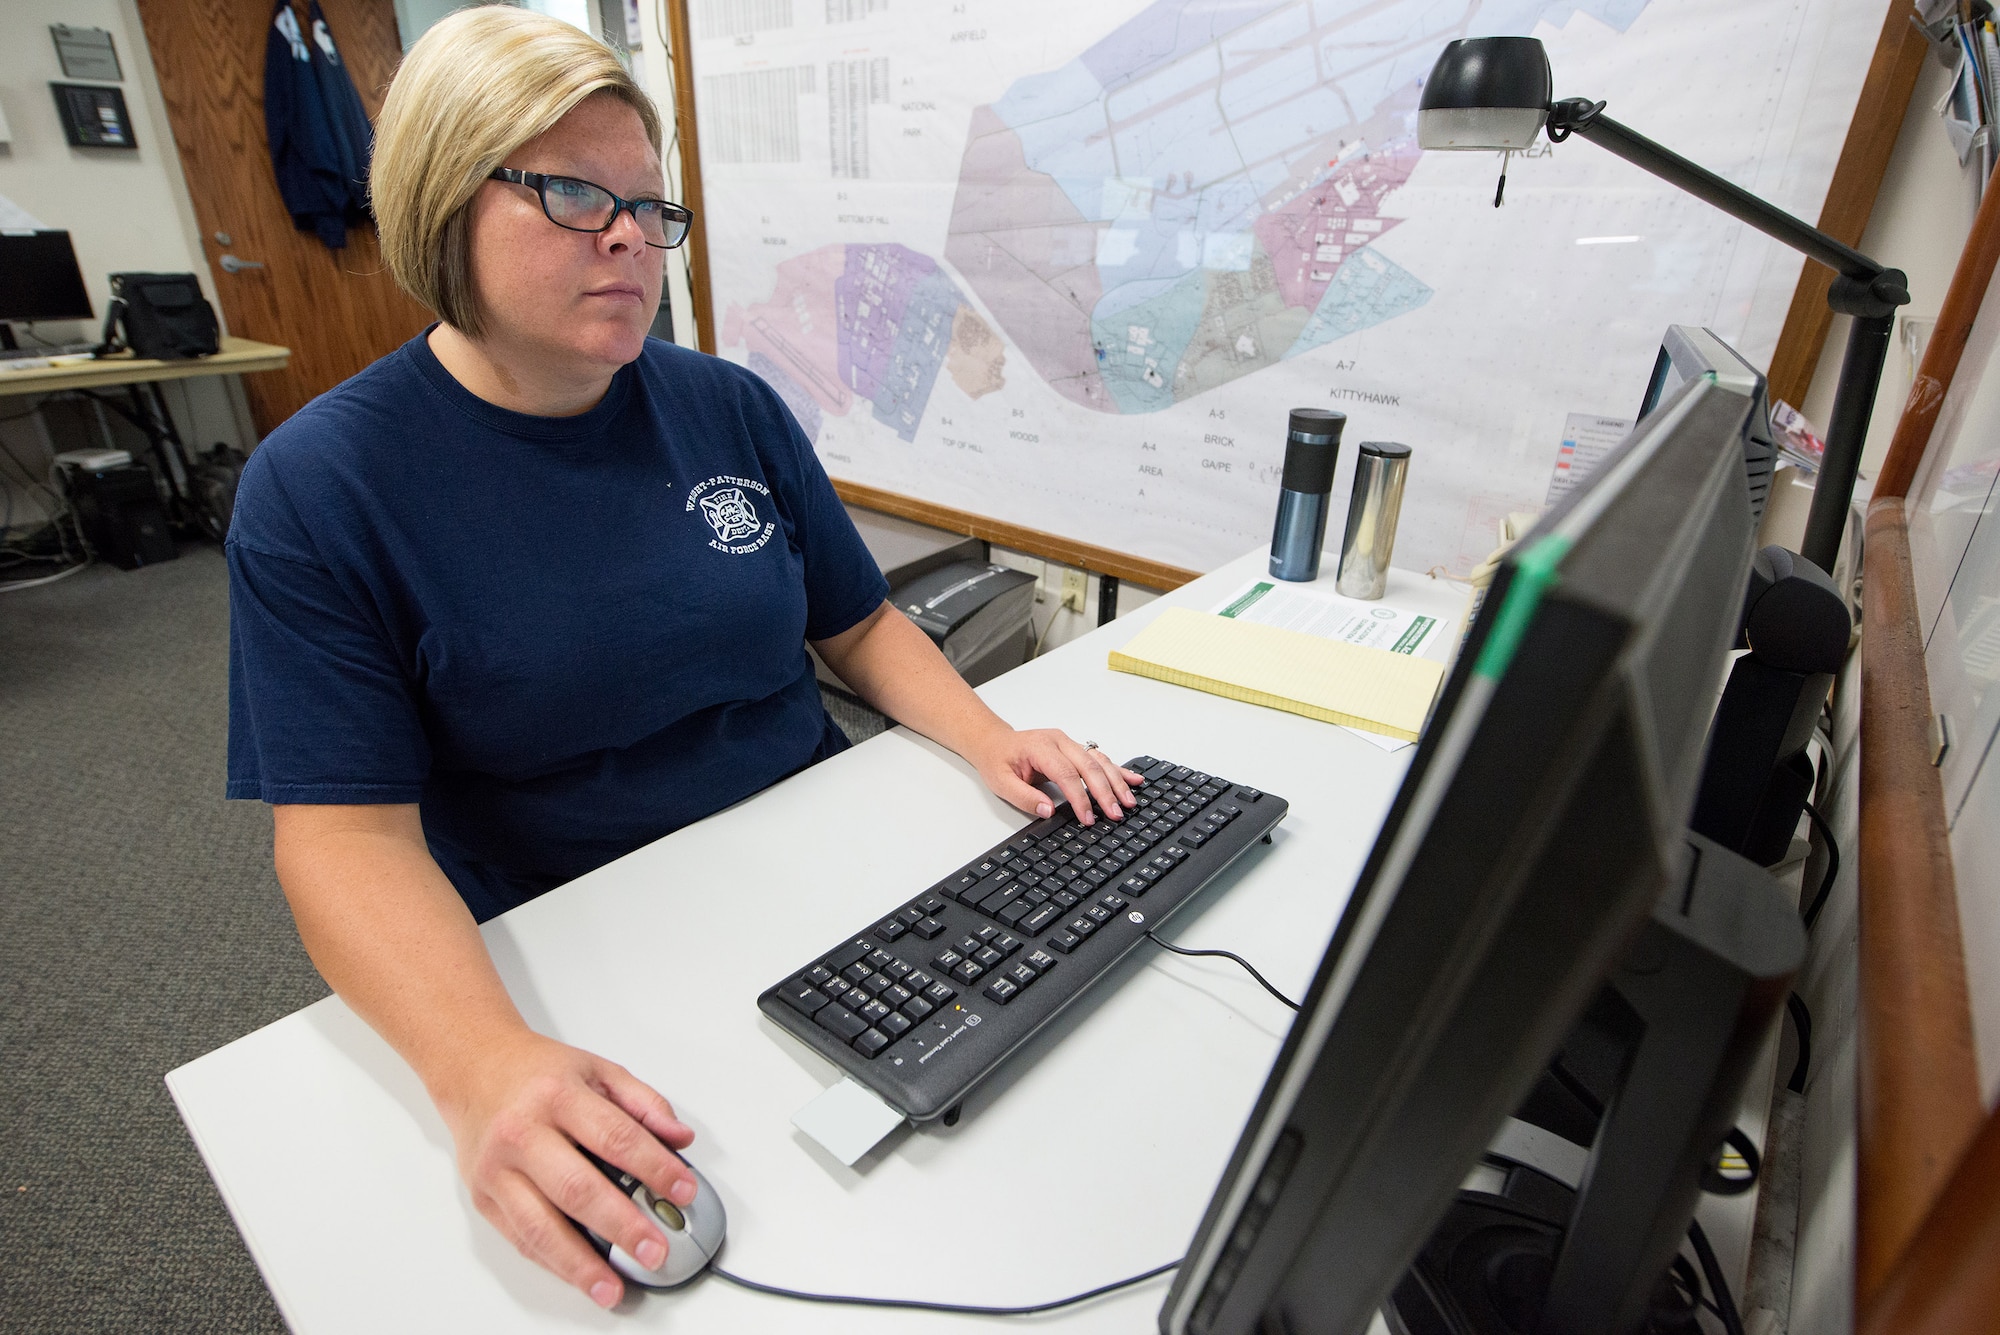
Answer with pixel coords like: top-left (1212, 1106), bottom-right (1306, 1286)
top-left (226, 332), bottom-right (888, 921)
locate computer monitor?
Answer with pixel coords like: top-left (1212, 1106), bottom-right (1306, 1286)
top-left (1637, 325), bottom-right (1776, 525)
top-left (0, 230), bottom-right (95, 346)
top-left (1160, 371), bottom-right (1759, 1335)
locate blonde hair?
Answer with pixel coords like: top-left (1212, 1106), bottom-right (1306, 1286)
top-left (372, 5), bottom-right (663, 338)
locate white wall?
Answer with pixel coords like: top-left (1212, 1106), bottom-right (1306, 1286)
top-left (1764, 52), bottom-right (1984, 552)
top-left (0, 0), bottom-right (252, 539)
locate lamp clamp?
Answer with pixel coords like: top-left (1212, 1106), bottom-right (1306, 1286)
top-left (1545, 97), bottom-right (1607, 142)
top-left (1826, 269), bottom-right (1910, 320)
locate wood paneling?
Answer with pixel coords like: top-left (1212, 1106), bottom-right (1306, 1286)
top-left (832, 480), bottom-right (1198, 590)
top-left (1764, 2), bottom-right (1929, 410)
top-left (1855, 497), bottom-right (1983, 1307)
top-left (1876, 160), bottom-right (2000, 499)
top-left (1859, 1100), bottom-right (2000, 1335)
top-left (663, 0), bottom-right (714, 352)
top-left (135, 0), bottom-right (432, 434)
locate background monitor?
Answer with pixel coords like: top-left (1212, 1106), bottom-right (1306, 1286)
top-left (0, 230), bottom-right (95, 330)
top-left (1637, 325), bottom-right (1776, 526)
top-left (1160, 371), bottom-right (1759, 1335)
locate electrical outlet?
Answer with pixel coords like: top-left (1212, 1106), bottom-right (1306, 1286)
top-left (1061, 567), bottom-right (1088, 613)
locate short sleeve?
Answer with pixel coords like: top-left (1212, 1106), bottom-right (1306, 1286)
top-left (753, 384), bottom-right (889, 641)
top-left (226, 533), bottom-right (431, 805)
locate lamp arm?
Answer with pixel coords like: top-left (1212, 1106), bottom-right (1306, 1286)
top-left (1549, 98), bottom-right (1884, 285)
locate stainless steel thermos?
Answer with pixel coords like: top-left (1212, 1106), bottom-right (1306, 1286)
top-left (1335, 440), bottom-right (1411, 600)
top-left (1269, 408), bottom-right (1346, 581)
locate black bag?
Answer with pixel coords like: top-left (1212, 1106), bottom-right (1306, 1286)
top-left (99, 272), bottom-right (220, 360)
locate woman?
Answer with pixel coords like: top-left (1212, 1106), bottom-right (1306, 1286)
top-left (226, 6), bottom-right (1140, 1311)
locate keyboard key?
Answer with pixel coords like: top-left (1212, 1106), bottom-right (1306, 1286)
top-left (993, 933), bottom-right (1022, 956)
top-left (952, 959), bottom-right (986, 983)
top-left (906, 970), bottom-right (934, 992)
top-left (983, 977), bottom-right (1020, 1005)
top-left (1143, 760), bottom-right (1174, 781)
top-left (814, 1004), bottom-right (867, 1041)
top-left (886, 959), bottom-right (913, 980)
top-left (1026, 949), bottom-right (1058, 973)
top-left (955, 934), bottom-right (982, 955)
top-left (779, 981), bottom-right (830, 1016)
top-left (824, 940), bottom-right (870, 970)
top-left (854, 1028), bottom-right (891, 1057)
top-left (1165, 847), bottom-right (1190, 862)
top-left (1100, 893), bottom-right (1129, 912)
top-left (902, 996), bottom-right (934, 1021)
top-left (897, 906), bottom-right (924, 926)
top-left (974, 946), bottom-right (1005, 968)
top-left (883, 984), bottom-right (914, 1008)
top-left (1023, 888), bottom-right (1051, 906)
top-left (1020, 902), bottom-right (1061, 934)
top-left (1170, 766), bottom-right (1192, 781)
top-left (862, 972), bottom-right (893, 995)
top-left (1188, 772), bottom-right (1211, 786)
top-left (952, 880), bottom-right (992, 907)
top-left (1053, 889), bottom-right (1082, 908)
top-left (1085, 904), bottom-right (1113, 924)
top-left (934, 949), bottom-right (964, 972)
top-left (972, 858), bottom-right (998, 877)
top-left (806, 965), bottom-right (834, 986)
top-left (1120, 876), bottom-right (1149, 897)
top-left (911, 917), bottom-right (947, 939)
top-left (843, 962), bottom-right (874, 984)
top-left (1004, 857), bottom-right (1029, 873)
top-left (1150, 854), bottom-right (1175, 872)
top-left (1082, 868), bottom-right (1110, 886)
top-left (868, 949), bottom-right (896, 969)
top-left (824, 976), bottom-right (852, 998)
top-left (1069, 916), bottom-right (1098, 937)
top-left (1235, 787), bottom-right (1262, 802)
top-left (881, 1012), bottom-right (913, 1037)
top-left (877, 919), bottom-right (907, 941)
top-left (1047, 929), bottom-right (1082, 954)
top-left (923, 981), bottom-right (958, 1005)
top-left (974, 925), bottom-right (1000, 944)
top-left (997, 900), bottom-right (1033, 927)
top-left (918, 894), bottom-right (947, 914)
top-left (947, 871), bottom-right (980, 894)
top-left (1181, 828), bottom-right (1211, 848)
top-left (858, 998), bottom-right (893, 1026)
top-left (1007, 962), bottom-right (1038, 989)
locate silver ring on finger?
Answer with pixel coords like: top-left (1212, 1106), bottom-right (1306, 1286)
top-left (1083, 740), bottom-right (1099, 751)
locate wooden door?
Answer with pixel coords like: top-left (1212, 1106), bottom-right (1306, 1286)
top-left (135, 0), bottom-right (432, 434)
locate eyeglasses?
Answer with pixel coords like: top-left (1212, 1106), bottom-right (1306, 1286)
top-left (489, 168), bottom-right (693, 249)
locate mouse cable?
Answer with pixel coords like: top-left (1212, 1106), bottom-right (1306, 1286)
top-left (1145, 929), bottom-right (1301, 1011)
top-left (708, 1257), bottom-right (1179, 1314)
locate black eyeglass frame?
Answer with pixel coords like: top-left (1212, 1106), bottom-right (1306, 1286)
top-left (489, 168), bottom-right (693, 250)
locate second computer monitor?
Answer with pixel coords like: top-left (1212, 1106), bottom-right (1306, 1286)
top-left (0, 231), bottom-right (95, 330)
top-left (1161, 370), bottom-right (1759, 1335)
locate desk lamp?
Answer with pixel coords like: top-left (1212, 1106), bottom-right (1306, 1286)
top-left (1417, 36), bottom-right (1908, 575)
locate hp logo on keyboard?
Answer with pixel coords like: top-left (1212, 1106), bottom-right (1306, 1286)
top-left (1129, 911), bottom-right (1146, 925)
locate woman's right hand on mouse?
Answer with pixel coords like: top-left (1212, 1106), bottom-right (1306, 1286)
top-left (433, 1029), bottom-right (698, 1308)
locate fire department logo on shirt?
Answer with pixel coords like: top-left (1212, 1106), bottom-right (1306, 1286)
top-left (686, 475), bottom-right (776, 554)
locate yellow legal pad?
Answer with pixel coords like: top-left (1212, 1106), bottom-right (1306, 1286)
top-left (1107, 606), bottom-right (1445, 741)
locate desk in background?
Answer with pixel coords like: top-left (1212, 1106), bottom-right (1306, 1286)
top-left (0, 338), bottom-right (290, 534)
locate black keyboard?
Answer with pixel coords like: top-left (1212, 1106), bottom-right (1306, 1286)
top-left (758, 757), bottom-right (1288, 1121)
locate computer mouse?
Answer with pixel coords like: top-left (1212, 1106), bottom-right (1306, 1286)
top-left (580, 1149), bottom-right (727, 1290)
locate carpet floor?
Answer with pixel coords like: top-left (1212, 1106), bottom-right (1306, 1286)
top-left (0, 545), bottom-right (887, 1332)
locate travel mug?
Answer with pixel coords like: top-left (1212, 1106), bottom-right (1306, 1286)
top-left (1336, 441), bottom-right (1411, 600)
top-left (1269, 409), bottom-right (1346, 581)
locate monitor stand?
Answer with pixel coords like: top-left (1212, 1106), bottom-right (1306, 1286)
top-left (1385, 832), bottom-right (1805, 1335)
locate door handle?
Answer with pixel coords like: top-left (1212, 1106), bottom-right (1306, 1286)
top-left (219, 254), bottom-right (265, 274)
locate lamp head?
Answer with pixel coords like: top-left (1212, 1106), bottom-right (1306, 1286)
top-left (1418, 37), bottom-right (1552, 150)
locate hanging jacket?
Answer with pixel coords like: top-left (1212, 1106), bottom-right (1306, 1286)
top-left (263, 0), bottom-right (371, 250)
top-left (307, 1), bottom-right (375, 219)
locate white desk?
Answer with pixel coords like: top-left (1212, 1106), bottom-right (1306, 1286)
top-left (167, 551), bottom-right (1469, 1332)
